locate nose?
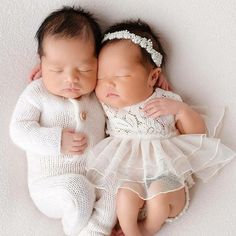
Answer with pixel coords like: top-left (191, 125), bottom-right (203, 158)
top-left (66, 70), bottom-right (79, 83)
top-left (104, 77), bottom-right (116, 87)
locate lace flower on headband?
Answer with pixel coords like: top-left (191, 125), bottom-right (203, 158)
top-left (102, 30), bottom-right (163, 67)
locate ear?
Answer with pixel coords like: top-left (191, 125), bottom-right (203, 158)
top-left (147, 67), bottom-right (161, 88)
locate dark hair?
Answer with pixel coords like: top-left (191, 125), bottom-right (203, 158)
top-left (35, 6), bottom-right (101, 57)
top-left (102, 20), bottom-right (166, 67)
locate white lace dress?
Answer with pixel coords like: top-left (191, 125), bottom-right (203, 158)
top-left (87, 88), bottom-right (235, 200)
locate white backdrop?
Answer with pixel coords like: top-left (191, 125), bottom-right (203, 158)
top-left (1, 0), bottom-right (236, 235)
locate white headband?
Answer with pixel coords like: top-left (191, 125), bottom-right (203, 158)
top-left (102, 30), bottom-right (163, 67)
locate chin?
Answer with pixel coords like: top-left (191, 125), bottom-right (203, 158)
top-left (99, 96), bottom-right (123, 108)
top-left (60, 92), bottom-right (82, 99)
top-left (106, 101), bottom-right (123, 109)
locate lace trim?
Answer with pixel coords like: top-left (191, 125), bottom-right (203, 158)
top-left (165, 185), bottom-right (190, 222)
top-left (103, 89), bottom-right (180, 138)
top-left (138, 184), bottom-right (190, 222)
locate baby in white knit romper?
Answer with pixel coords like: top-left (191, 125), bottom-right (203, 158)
top-left (10, 6), bottom-right (117, 236)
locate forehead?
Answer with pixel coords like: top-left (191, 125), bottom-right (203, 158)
top-left (43, 35), bottom-right (95, 52)
top-left (42, 35), bottom-right (96, 62)
top-left (99, 40), bottom-right (142, 63)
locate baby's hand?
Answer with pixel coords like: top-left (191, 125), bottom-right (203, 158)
top-left (28, 64), bottom-right (42, 83)
top-left (61, 128), bottom-right (88, 155)
top-left (155, 73), bottom-right (172, 91)
top-left (143, 98), bottom-right (188, 119)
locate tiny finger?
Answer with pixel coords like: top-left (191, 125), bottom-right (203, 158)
top-left (72, 139), bottom-right (87, 147)
top-left (73, 133), bottom-right (86, 141)
top-left (147, 110), bottom-right (162, 118)
top-left (144, 106), bottom-right (160, 115)
top-left (71, 143), bottom-right (88, 151)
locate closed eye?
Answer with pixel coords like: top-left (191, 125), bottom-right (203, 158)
top-left (115, 75), bottom-right (132, 78)
top-left (79, 69), bottom-right (93, 72)
top-left (97, 75), bottom-right (132, 80)
top-left (78, 67), bottom-right (93, 72)
top-left (50, 69), bottom-right (63, 73)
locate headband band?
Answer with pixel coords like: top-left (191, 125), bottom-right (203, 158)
top-left (102, 30), bottom-right (163, 67)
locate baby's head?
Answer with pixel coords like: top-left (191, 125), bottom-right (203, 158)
top-left (36, 6), bottom-right (101, 98)
top-left (96, 20), bottom-right (165, 108)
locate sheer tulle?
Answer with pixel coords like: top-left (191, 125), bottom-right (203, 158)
top-left (86, 88), bottom-right (235, 200)
top-left (87, 134), bottom-right (235, 199)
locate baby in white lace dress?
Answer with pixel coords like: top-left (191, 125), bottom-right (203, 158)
top-left (86, 20), bottom-right (236, 236)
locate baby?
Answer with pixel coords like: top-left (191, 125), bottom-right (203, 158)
top-left (10, 6), bottom-right (117, 236)
top-left (86, 20), bottom-right (236, 236)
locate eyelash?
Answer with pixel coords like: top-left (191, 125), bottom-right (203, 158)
top-left (79, 69), bottom-right (92, 73)
top-left (51, 70), bottom-right (63, 73)
top-left (98, 75), bottom-right (131, 80)
top-left (50, 69), bottom-right (93, 73)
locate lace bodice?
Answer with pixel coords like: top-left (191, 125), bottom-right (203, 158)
top-left (102, 88), bottom-right (182, 138)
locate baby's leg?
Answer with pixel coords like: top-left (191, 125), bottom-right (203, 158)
top-left (29, 174), bottom-right (95, 236)
top-left (116, 188), bottom-right (144, 236)
top-left (79, 177), bottom-right (117, 236)
top-left (139, 187), bottom-right (186, 236)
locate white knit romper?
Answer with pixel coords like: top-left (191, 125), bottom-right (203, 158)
top-left (10, 79), bottom-right (117, 236)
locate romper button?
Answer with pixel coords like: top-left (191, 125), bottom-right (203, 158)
top-left (80, 111), bottom-right (87, 121)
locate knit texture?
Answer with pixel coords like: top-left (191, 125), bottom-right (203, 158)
top-left (29, 174), bottom-right (96, 235)
top-left (9, 79), bottom-right (105, 183)
top-left (79, 177), bottom-right (117, 236)
top-left (9, 79), bottom-right (107, 235)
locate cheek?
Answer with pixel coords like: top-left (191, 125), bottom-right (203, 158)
top-left (83, 72), bottom-right (96, 85)
top-left (126, 80), bottom-right (146, 96)
top-left (95, 83), bottom-right (103, 99)
top-left (42, 73), bottom-right (61, 91)
top-left (86, 77), bottom-right (97, 92)
top-left (96, 81), bottom-right (109, 103)
top-left (136, 78), bottom-right (148, 90)
top-left (121, 81), bottom-right (136, 95)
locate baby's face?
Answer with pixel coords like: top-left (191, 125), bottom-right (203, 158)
top-left (41, 35), bottom-right (97, 99)
top-left (96, 40), bottom-right (157, 108)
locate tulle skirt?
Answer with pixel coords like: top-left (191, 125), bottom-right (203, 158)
top-left (87, 134), bottom-right (235, 200)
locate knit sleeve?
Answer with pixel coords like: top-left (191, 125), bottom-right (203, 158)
top-left (9, 83), bottom-right (62, 155)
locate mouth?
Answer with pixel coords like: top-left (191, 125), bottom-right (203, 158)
top-left (106, 93), bottom-right (119, 98)
top-left (62, 88), bottom-right (81, 93)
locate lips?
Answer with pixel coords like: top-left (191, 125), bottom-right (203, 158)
top-left (63, 88), bottom-right (80, 92)
top-left (106, 92), bottom-right (119, 97)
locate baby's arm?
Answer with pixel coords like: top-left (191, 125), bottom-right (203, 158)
top-left (143, 95), bottom-right (206, 134)
top-left (10, 85), bottom-right (87, 155)
top-left (175, 103), bottom-right (206, 134)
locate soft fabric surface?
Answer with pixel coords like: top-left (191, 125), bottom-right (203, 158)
top-left (1, 0), bottom-right (236, 235)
